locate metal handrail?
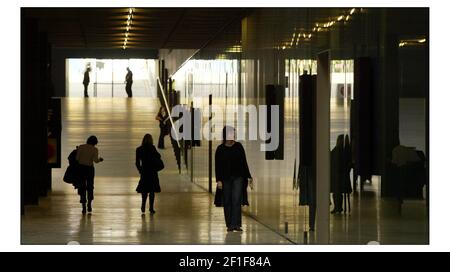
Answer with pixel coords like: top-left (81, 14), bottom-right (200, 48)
top-left (93, 82), bottom-right (126, 97)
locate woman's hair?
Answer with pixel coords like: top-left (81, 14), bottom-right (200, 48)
top-left (142, 133), bottom-right (153, 146)
top-left (344, 134), bottom-right (350, 147)
top-left (336, 134), bottom-right (344, 149)
top-left (86, 135), bottom-right (98, 145)
top-left (222, 126), bottom-right (235, 143)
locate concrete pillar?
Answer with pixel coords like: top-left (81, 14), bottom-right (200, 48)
top-left (315, 50), bottom-right (331, 244)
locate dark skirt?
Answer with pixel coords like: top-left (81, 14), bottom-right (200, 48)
top-left (136, 171), bottom-right (161, 193)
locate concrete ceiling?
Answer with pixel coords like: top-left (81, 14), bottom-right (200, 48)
top-left (22, 8), bottom-right (248, 49)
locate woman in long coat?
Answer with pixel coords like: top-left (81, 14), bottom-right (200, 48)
top-left (215, 126), bottom-right (252, 232)
top-left (136, 134), bottom-right (162, 214)
top-left (330, 134), bottom-right (345, 213)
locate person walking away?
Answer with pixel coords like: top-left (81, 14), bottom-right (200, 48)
top-left (215, 126), bottom-right (252, 232)
top-left (76, 135), bottom-right (103, 214)
top-left (125, 67), bottom-right (133, 98)
top-left (135, 134), bottom-right (163, 214)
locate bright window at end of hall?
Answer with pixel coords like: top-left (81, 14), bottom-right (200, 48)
top-left (66, 58), bottom-right (157, 97)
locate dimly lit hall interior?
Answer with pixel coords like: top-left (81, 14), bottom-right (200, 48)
top-left (21, 7), bottom-right (428, 245)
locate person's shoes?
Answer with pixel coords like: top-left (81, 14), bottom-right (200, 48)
top-left (141, 206), bottom-right (145, 213)
top-left (234, 227), bottom-right (243, 232)
top-left (82, 204), bottom-right (87, 214)
top-left (87, 203), bottom-right (92, 213)
top-left (227, 228), bottom-right (234, 232)
top-left (309, 227), bottom-right (315, 232)
top-left (150, 209), bottom-right (156, 214)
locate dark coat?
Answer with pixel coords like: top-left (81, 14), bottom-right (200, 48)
top-left (63, 148), bottom-right (81, 189)
top-left (343, 140), bottom-right (353, 193)
top-left (83, 71), bottom-right (90, 85)
top-left (330, 145), bottom-right (352, 194)
top-left (215, 142), bottom-right (252, 181)
top-left (135, 144), bottom-right (161, 193)
top-left (214, 182), bottom-right (250, 207)
top-left (214, 142), bottom-right (251, 207)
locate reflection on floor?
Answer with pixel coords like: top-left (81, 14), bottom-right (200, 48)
top-left (21, 98), bottom-right (291, 245)
top-left (188, 97), bottom-right (428, 245)
top-left (21, 97), bottom-right (428, 245)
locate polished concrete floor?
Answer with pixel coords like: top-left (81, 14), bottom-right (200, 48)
top-left (21, 97), bottom-right (429, 245)
top-left (186, 96), bottom-right (429, 245)
top-left (21, 98), bottom-right (291, 245)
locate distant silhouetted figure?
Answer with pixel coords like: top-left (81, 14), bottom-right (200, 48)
top-left (136, 134), bottom-right (163, 214)
top-left (156, 106), bottom-right (169, 149)
top-left (330, 134), bottom-right (352, 214)
top-left (215, 126), bottom-right (252, 232)
top-left (83, 67), bottom-right (91, 98)
top-left (76, 135), bottom-right (103, 214)
top-left (125, 67), bottom-right (133, 97)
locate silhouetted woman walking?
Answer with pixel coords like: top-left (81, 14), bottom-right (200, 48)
top-left (215, 126), bottom-right (252, 232)
top-left (76, 135), bottom-right (103, 214)
top-left (331, 134), bottom-right (345, 213)
top-left (135, 134), bottom-right (162, 214)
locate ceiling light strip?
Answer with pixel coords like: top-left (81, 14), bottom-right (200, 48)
top-left (123, 8), bottom-right (134, 50)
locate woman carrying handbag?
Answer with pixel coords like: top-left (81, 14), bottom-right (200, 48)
top-left (215, 126), bottom-right (253, 232)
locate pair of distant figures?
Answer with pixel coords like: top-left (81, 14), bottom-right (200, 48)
top-left (83, 67), bottom-right (133, 98)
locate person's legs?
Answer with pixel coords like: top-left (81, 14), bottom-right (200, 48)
top-left (78, 166), bottom-right (87, 213)
top-left (126, 83), bottom-right (132, 97)
top-left (141, 193), bottom-right (148, 213)
top-left (332, 193), bottom-right (343, 212)
top-left (230, 177), bottom-right (243, 230)
top-left (149, 192), bottom-right (155, 213)
top-left (78, 185), bottom-right (87, 212)
top-left (222, 179), bottom-right (232, 230)
top-left (158, 127), bottom-right (165, 149)
top-left (83, 84), bottom-right (89, 97)
top-left (86, 167), bottom-right (95, 212)
top-left (332, 193), bottom-right (338, 212)
top-left (337, 193), bottom-right (342, 212)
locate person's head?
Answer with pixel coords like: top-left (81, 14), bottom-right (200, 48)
top-left (142, 133), bottom-right (153, 146)
top-left (86, 67), bottom-right (91, 73)
top-left (222, 126), bottom-right (236, 143)
top-left (86, 135), bottom-right (98, 146)
top-left (126, 67), bottom-right (130, 72)
top-left (336, 134), bottom-right (344, 148)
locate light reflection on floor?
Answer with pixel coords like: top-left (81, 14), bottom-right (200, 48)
top-left (21, 98), bottom-right (291, 245)
top-left (21, 97), bottom-right (428, 245)
top-left (187, 96), bottom-right (429, 245)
